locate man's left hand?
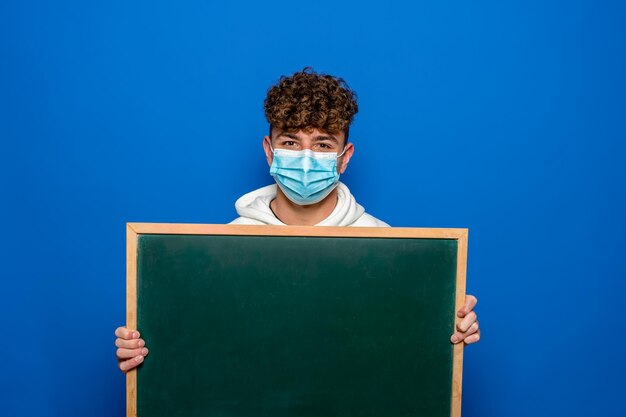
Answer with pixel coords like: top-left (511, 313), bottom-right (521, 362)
top-left (450, 294), bottom-right (480, 345)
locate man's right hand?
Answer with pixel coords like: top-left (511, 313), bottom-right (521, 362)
top-left (115, 326), bottom-right (149, 373)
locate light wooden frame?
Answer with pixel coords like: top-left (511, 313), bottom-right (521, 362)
top-left (126, 223), bottom-right (468, 417)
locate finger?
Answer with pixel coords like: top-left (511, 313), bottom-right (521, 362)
top-left (450, 321), bottom-right (479, 344)
top-left (116, 347), bottom-right (149, 360)
top-left (464, 329), bottom-right (481, 345)
top-left (115, 327), bottom-right (141, 340)
top-left (456, 311), bottom-right (477, 333)
top-left (464, 321), bottom-right (480, 337)
top-left (119, 355), bottom-right (144, 372)
top-left (457, 295), bottom-right (478, 318)
top-left (115, 338), bottom-right (146, 349)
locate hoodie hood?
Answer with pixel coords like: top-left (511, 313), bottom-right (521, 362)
top-left (232, 181), bottom-right (368, 226)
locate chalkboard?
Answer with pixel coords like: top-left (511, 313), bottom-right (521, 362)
top-left (126, 224), bottom-right (468, 417)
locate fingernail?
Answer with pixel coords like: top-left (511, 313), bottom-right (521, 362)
top-left (142, 348), bottom-right (149, 356)
top-left (450, 335), bottom-right (458, 343)
top-left (135, 355), bottom-right (144, 363)
top-left (138, 340), bottom-right (145, 347)
top-left (132, 332), bottom-right (139, 338)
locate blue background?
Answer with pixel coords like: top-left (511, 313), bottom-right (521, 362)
top-left (1, 1), bottom-right (625, 416)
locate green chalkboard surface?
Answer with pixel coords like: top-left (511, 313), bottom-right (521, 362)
top-left (127, 224), bottom-right (467, 417)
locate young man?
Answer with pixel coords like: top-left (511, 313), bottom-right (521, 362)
top-left (115, 68), bottom-right (480, 372)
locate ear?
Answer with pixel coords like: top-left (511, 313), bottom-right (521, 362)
top-left (263, 135), bottom-right (273, 166)
top-left (338, 142), bottom-right (355, 174)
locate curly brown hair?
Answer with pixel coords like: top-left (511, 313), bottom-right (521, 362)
top-left (264, 67), bottom-right (358, 139)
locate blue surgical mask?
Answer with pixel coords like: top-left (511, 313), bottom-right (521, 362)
top-left (269, 146), bottom-right (346, 205)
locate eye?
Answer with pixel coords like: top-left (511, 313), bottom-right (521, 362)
top-left (283, 140), bottom-right (297, 147)
top-left (318, 143), bottom-right (338, 152)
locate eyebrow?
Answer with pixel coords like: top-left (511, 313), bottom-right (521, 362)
top-left (279, 133), bottom-right (300, 140)
top-left (314, 135), bottom-right (338, 144)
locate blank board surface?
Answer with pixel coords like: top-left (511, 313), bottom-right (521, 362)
top-left (127, 224), bottom-right (467, 417)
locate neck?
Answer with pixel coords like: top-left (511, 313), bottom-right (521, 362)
top-left (271, 187), bottom-right (339, 226)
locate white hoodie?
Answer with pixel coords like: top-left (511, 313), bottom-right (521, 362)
top-left (230, 182), bottom-right (389, 227)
